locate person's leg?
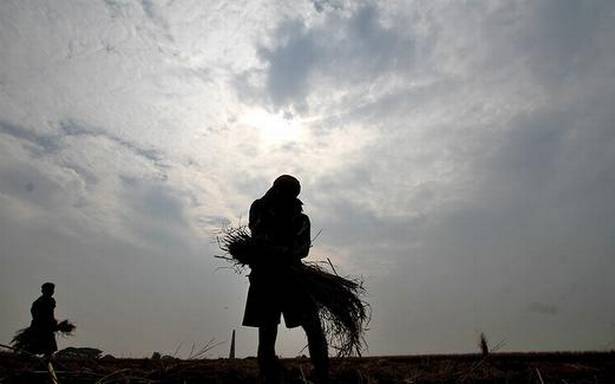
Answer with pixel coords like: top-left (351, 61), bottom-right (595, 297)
top-left (258, 323), bottom-right (281, 384)
top-left (302, 317), bottom-right (329, 384)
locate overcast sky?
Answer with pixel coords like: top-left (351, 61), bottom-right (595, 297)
top-left (1, 0), bottom-right (615, 358)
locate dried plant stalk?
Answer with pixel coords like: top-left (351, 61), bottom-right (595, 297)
top-left (216, 225), bottom-right (370, 357)
top-left (11, 320), bottom-right (76, 354)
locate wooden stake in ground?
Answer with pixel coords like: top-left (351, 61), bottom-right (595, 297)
top-left (47, 361), bottom-right (60, 384)
top-left (479, 332), bottom-right (489, 357)
top-left (229, 329), bottom-right (236, 359)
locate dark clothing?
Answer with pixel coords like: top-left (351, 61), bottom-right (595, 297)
top-left (243, 186), bottom-right (329, 383)
top-left (29, 295), bottom-right (58, 355)
top-left (242, 196), bottom-right (315, 328)
top-left (257, 316), bottom-right (328, 383)
top-left (31, 296), bottom-right (56, 329)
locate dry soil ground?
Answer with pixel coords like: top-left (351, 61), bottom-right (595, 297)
top-left (1, 351), bottom-right (614, 383)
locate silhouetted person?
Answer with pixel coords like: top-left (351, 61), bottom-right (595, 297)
top-left (29, 282), bottom-right (58, 359)
top-left (243, 175), bottom-right (329, 384)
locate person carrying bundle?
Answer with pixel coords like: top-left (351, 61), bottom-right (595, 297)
top-left (242, 175), bottom-right (329, 384)
top-left (12, 282), bottom-right (75, 360)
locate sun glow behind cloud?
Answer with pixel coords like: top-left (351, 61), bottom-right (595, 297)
top-left (241, 108), bottom-right (305, 147)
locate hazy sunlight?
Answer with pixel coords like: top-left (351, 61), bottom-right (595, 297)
top-left (242, 108), bottom-right (304, 146)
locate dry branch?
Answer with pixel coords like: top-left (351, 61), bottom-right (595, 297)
top-left (216, 225), bottom-right (370, 357)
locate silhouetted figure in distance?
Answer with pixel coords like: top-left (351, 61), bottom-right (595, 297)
top-left (30, 282), bottom-right (59, 359)
top-left (243, 175), bottom-right (329, 384)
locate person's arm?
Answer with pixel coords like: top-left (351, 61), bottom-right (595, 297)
top-left (291, 214), bottom-right (311, 260)
top-left (249, 199), bottom-right (287, 246)
top-left (248, 200), bottom-right (263, 236)
top-left (31, 300), bottom-right (38, 319)
top-left (248, 200), bottom-right (286, 265)
top-left (47, 298), bottom-right (58, 328)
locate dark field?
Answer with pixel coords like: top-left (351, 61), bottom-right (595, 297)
top-left (1, 351), bottom-right (614, 383)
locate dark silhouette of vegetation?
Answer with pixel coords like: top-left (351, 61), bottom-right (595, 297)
top-left (479, 332), bottom-right (489, 357)
top-left (1, 350), bottom-right (614, 383)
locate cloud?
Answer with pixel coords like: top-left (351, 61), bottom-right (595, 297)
top-left (248, 4), bottom-right (416, 111)
top-left (310, 0), bottom-right (344, 13)
top-left (0, 119), bottom-right (62, 154)
top-left (2, 0), bottom-right (615, 356)
top-left (59, 119), bottom-right (164, 164)
top-left (235, 1), bottom-right (615, 353)
top-left (0, 117), bottom-right (182, 249)
top-left (0, 118), bottom-right (165, 165)
top-left (521, 0), bottom-right (615, 85)
top-left (527, 302), bottom-right (559, 316)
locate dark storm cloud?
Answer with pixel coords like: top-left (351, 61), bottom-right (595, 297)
top-left (258, 19), bottom-right (317, 111)
top-left (310, 0), bottom-right (344, 14)
top-left (0, 119), bottom-right (62, 154)
top-left (256, 5), bottom-right (415, 110)
top-left (140, 0), bottom-right (157, 21)
top-left (59, 119), bottom-right (165, 164)
top-left (0, 118), bottom-right (164, 165)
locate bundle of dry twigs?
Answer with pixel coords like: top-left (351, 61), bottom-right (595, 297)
top-left (57, 320), bottom-right (76, 334)
top-left (216, 226), bottom-right (370, 357)
top-left (11, 320), bottom-right (76, 354)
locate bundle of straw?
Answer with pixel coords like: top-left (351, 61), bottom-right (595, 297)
top-left (56, 320), bottom-right (77, 334)
top-left (216, 226), bottom-right (370, 356)
top-left (215, 226), bottom-right (258, 268)
top-left (12, 320), bottom-right (76, 354)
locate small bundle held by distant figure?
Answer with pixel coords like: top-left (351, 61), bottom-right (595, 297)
top-left (216, 225), bottom-right (370, 357)
top-left (12, 320), bottom-right (76, 355)
top-left (57, 320), bottom-right (77, 334)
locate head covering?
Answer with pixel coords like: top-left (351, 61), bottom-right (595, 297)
top-left (272, 174), bottom-right (301, 198)
top-left (41, 282), bottom-right (55, 295)
top-left (42, 282), bottom-right (55, 290)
